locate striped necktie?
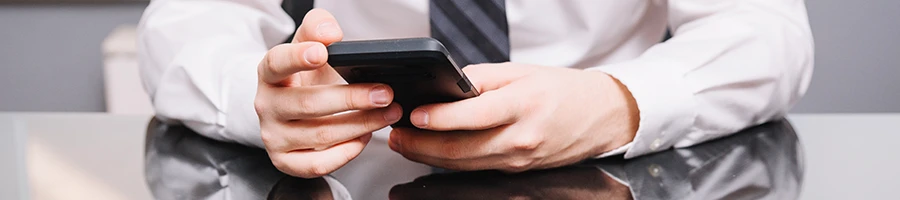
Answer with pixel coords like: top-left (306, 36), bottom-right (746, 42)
top-left (282, 0), bottom-right (314, 43)
top-left (429, 0), bottom-right (509, 174)
top-left (430, 0), bottom-right (511, 68)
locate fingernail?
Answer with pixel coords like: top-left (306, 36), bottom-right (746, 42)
top-left (370, 85), bottom-right (391, 106)
top-left (383, 105), bottom-right (402, 123)
top-left (411, 109), bottom-right (429, 127)
top-left (316, 22), bottom-right (340, 38)
top-left (303, 44), bottom-right (326, 65)
top-left (389, 132), bottom-right (402, 150)
top-left (360, 133), bottom-right (373, 144)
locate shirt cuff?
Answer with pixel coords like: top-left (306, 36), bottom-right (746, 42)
top-left (586, 59), bottom-right (696, 159)
top-left (324, 175), bottom-right (353, 200)
top-left (222, 52), bottom-right (267, 148)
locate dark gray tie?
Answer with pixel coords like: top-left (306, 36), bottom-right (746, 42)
top-left (430, 0), bottom-right (511, 68)
top-left (282, 0), bottom-right (315, 43)
top-left (428, 0), bottom-right (509, 174)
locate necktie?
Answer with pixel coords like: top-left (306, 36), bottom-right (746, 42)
top-left (282, 0), bottom-right (315, 43)
top-left (430, 0), bottom-right (511, 68)
top-left (428, 0), bottom-right (510, 174)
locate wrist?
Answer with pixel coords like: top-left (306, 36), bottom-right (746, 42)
top-left (590, 71), bottom-right (640, 154)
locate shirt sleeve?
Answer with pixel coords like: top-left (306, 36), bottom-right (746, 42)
top-left (137, 0), bottom-right (295, 148)
top-left (588, 0), bottom-right (814, 158)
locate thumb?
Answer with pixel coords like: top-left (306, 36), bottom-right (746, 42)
top-left (463, 63), bottom-right (536, 93)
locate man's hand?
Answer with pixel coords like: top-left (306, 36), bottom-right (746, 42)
top-left (255, 9), bottom-right (402, 178)
top-left (388, 63), bottom-right (639, 172)
top-left (390, 166), bottom-right (633, 200)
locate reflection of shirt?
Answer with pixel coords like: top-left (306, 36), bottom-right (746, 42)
top-left (145, 117), bottom-right (802, 199)
top-left (597, 120), bottom-right (803, 199)
top-left (137, 1), bottom-right (813, 159)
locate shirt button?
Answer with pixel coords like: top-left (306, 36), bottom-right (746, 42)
top-left (648, 164), bottom-right (663, 177)
top-left (650, 138), bottom-right (662, 151)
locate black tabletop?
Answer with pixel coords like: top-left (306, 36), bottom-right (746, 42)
top-left (145, 119), bottom-right (802, 200)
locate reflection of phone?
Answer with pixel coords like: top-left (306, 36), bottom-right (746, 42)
top-left (327, 38), bottom-right (480, 128)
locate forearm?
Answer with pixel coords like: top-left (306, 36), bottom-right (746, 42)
top-left (589, 0), bottom-right (814, 158)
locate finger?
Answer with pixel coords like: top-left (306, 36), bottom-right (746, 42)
top-left (396, 150), bottom-right (509, 172)
top-left (409, 90), bottom-right (521, 131)
top-left (259, 42), bottom-right (328, 85)
top-left (271, 83), bottom-right (395, 119)
top-left (272, 103), bottom-right (402, 151)
top-left (463, 63), bottom-right (535, 92)
top-left (298, 63), bottom-right (346, 86)
top-left (272, 133), bottom-right (372, 178)
top-left (388, 127), bottom-right (508, 160)
top-left (293, 8), bottom-right (343, 45)
top-left (394, 141), bottom-right (541, 173)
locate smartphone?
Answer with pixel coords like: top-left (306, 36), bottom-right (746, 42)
top-left (327, 38), bottom-right (480, 128)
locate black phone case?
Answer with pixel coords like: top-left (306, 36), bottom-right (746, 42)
top-left (327, 38), bottom-right (480, 128)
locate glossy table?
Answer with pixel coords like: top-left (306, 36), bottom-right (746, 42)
top-left (140, 116), bottom-right (835, 200)
top-left (261, 119), bottom-right (802, 200)
top-left (2, 113), bottom-right (899, 200)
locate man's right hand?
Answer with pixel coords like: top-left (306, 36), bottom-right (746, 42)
top-left (255, 9), bottom-right (403, 178)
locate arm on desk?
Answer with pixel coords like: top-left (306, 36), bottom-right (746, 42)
top-left (590, 0), bottom-right (814, 158)
top-left (137, 0), bottom-right (294, 147)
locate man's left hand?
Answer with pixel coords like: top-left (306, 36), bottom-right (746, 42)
top-left (388, 63), bottom-right (640, 172)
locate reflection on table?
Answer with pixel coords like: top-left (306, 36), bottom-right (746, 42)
top-left (146, 119), bottom-right (802, 200)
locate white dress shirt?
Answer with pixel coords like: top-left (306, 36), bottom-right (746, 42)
top-left (137, 0), bottom-right (813, 197)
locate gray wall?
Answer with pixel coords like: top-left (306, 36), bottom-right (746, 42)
top-left (0, 4), bottom-right (147, 112)
top-left (0, 1), bottom-right (898, 113)
top-left (791, 0), bottom-right (900, 113)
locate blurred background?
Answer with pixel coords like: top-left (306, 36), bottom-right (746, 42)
top-left (1, 0), bottom-right (898, 200)
top-left (2, 1), bottom-right (899, 113)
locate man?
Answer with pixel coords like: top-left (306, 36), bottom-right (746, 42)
top-left (138, 0), bottom-right (812, 194)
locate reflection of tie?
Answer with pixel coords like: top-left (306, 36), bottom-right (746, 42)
top-left (430, 0), bottom-right (511, 68)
